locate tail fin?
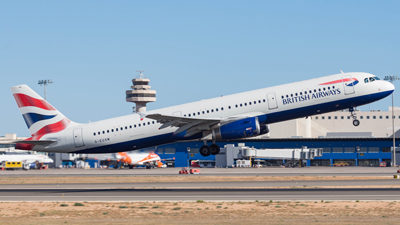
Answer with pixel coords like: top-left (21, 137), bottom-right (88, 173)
top-left (10, 84), bottom-right (73, 139)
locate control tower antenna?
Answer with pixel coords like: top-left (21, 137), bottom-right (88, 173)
top-left (136, 70), bottom-right (146, 79)
top-left (126, 70), bottom-right (156, 113)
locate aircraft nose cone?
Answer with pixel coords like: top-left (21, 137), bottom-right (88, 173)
top-left (386, 81), bottom-right (395, 92)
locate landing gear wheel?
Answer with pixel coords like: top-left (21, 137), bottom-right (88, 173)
top-left (200, 145), bottom-right (211, 157)
top-left (352, 119), bottom-right (360, 126)
top-left (210, 144), bottom-right (220, 155)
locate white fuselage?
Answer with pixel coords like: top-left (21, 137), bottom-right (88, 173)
top-left (27, 72), bottom-right (394, 153)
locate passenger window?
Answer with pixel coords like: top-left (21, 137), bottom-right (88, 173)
top-left (263, 99), bottom-right (265, 102)
top-left (286, 95), bottom-right (289, 98)
top-left (143, 123), bottom-right (145, 126)
top-left (258, 100), bottom-right (261, 103)
top-left (254, 101), bottom-right (256, 104)
top-left (244, 103), bottom-right (247, 106)
top-left (198, 112), bottom-right (200, 115)
top-left (328, 87), bottom-right (330, 90)
top-left (300, 92), bottom-right (302, 95)
top-left (202, 111), bottom-right (205, 114)
top-left (129, 126), bottom-right (132, 129)
top-left (364, 78), bottom-right (369, 83)
top-left (211, 109), bottom-right (214, 112)
top-left (116, 128), bottom-right (119, 131)
top-left (107, 130), bottom-right (109, 133)
top-left (295, 93), bottom-right (298, 96)
top-left (221, 107), bottom-right (224, 110)
top-left (235, 105), bottom-right (238, 108)
top-left (281, 96), bottom-right (284, 99)
top-left (93, 133), bottom-right (96, 136)
top-left (249, 102), bottom-right (251, 105)
top-left (291, 94), bottom-right (293, 97)
top-left (240, 104), bottom-right (242, 107)
top-left (125, 126), bottom-right (127, 129)
top-left (112, 129), bottom-right (114, 132)
top-left (216, 108), bottom-right (218, 111)
top-left (228, 106), bottom-right (231, 109)
top-left (148, 122), bottom-right (150, 125)
top-left (121, 127), bottom-right (123, 130)
top-left (134, 125), bottom-right (136, 128)
top-left (102, 131), bottom-right (105, 134)
top-left (207, 110), bottom-right (209, 113)
top-left (98, 132), bottom-right (100, 135)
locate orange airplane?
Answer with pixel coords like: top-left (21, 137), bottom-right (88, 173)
top-left (115, 152), bottom-right (163, 169)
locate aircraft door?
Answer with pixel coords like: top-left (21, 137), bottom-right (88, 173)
top-left (342, 75), bottom-right (355, 95)
top-left (267, 93), bottom-right (278, 110)
top-left (173, 111), bottom-right (182, 116)
top-left (73, 128), bottom-right (85, 148)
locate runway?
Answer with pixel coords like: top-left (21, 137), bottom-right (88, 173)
top-left (0, 167), bottom-right (398, 177)
top-left (0, 179), bottom-right (398, 189)
top-left (0, 167), bottom-right (399, 202)
top-left (0, 188), bottom-right (399, 201)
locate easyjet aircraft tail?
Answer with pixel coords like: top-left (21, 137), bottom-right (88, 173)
top-left (10, 84), bottom-right (78, 150)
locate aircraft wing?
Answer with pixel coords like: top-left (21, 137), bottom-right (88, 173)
top-left (142, 113), bottom-right (262, 137)
top-left (14, 140), bottom-right (57, 146)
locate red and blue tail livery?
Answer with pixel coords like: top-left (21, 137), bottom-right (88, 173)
top-left (11, 85), bottom-right (74, 150)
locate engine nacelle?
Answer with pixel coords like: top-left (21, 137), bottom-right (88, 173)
top-left (212, 117), bottom-right (261, 140)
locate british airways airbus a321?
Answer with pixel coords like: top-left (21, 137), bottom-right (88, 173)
top-left (11, 72), bottom-right (394, 157)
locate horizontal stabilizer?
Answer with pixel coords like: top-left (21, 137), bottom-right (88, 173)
top-left (14, 140), bottom-right (57, 146)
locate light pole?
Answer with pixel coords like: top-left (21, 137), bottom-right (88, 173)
top-left (187, 147), bottom-right (191, 168)
top-left (38, 79), bottom-right (53, 100)
top-left (384, 76), bottom-right (399, 167)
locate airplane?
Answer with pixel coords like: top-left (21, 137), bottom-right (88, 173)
top-left (114, 152), bottom-right (163, 169)
top-left (0, 153), bottom-right (54, 167)
top-left (10, 72), bottom-right (394, 157)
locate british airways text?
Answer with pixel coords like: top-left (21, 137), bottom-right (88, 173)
top-left (282, 88), bottom-right (341, 105)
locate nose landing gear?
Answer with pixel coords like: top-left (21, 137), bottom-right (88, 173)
top-left (349, 107), bottom-right (360, 126)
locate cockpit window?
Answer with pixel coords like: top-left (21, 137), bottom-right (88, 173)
top-left (369, 77), bottom-right (375, 82)
top-left (374, 76), bottom-right (380, 80)
top-left (364, 78), bottom-right (369, 83)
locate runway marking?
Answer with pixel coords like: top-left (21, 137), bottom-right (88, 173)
top-left (0, 195), bottom-right (399, 198)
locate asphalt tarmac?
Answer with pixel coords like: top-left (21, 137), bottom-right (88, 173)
top-left (0, 179), bottom-right (398, 189)
top-left (0, 167), bottom-right (399, 201)
top-left (0, 167), bottom-right (398, 177)
top-left (0, 188), bottom-right (399, 201)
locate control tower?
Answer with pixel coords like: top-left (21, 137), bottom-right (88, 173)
top-left (126, 70), bottom-right (157, 113)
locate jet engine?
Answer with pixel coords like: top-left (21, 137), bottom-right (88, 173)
top-left (212, 117), bottom-right (264, 140)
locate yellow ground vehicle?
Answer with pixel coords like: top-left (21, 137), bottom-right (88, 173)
top-left (4, 161), bottom-right (23, 170)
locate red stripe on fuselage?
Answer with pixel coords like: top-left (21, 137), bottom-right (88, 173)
top-left (13, 93), bottom-right (56, 110)
top-left (319, 78), bottom-right (357, 85)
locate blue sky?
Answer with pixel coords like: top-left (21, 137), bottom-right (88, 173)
top-left (1, 0), bottom-right (399, 137)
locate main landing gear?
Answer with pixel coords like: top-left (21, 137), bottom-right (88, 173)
top-left (199, 140), bottom-right (220, 157)
top-left (349, 107), bottom-right (360, 126)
